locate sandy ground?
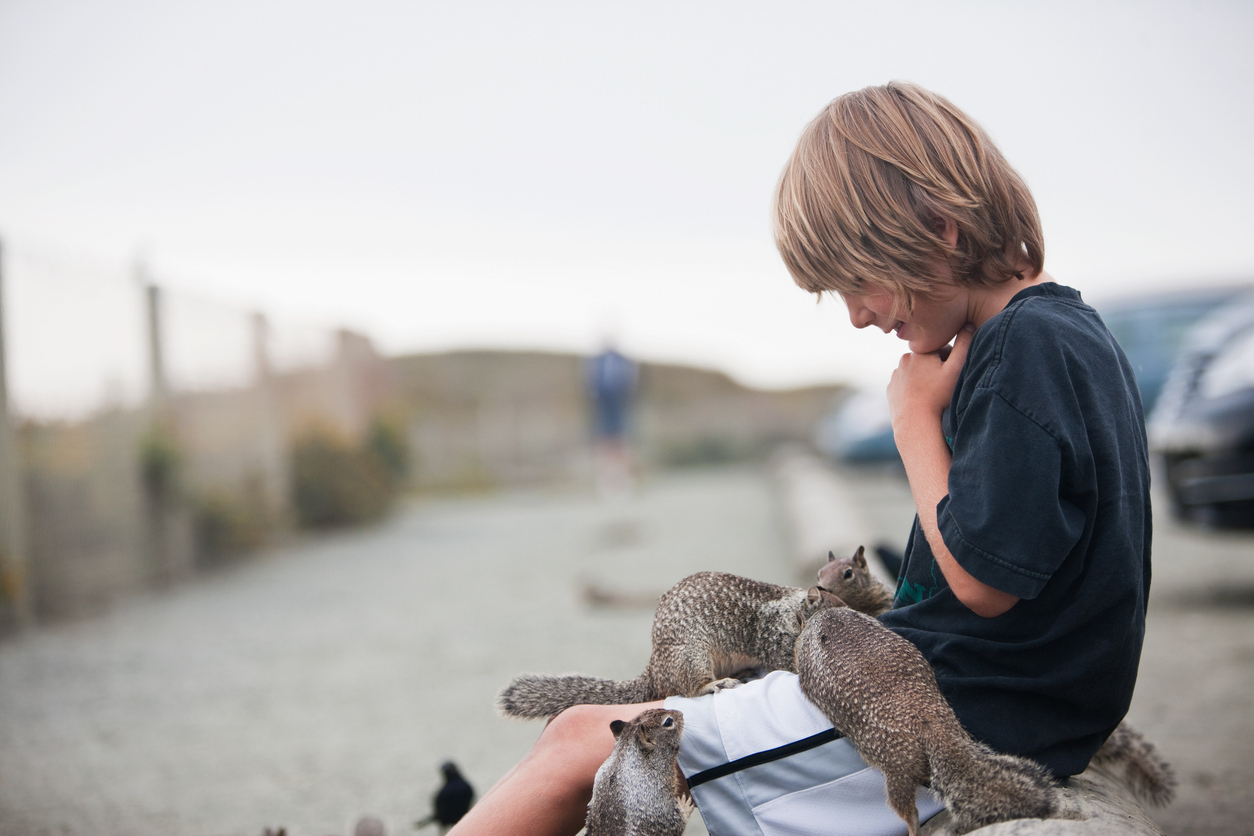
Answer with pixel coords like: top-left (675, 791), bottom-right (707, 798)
top-left (0, 466), bottom-right (792, 836)
top-left (0, 462), bottom-right (1250, 836)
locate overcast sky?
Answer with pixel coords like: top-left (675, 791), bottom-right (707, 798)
top-left (2, 0), bottom-right (1252, 405)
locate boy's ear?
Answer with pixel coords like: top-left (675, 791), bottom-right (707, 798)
top-left (926, 212), bottom-right (959, 248)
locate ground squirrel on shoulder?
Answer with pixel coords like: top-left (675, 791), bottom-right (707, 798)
top-left (497, 572), bottom-right (845, 719)
top-left (585, 709), bottom-right (692, 836)
top-left (796, 607), bottom-right (1059, 836)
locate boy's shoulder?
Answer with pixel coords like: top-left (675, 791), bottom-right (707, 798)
top-left (957, 282), bottom-right (1132, 432)
top-left (969, 283), bottom-right (1110, 383)
top-left (982, 283), bottom-right (1094, 354)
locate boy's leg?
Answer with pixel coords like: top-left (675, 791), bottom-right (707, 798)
top-left (446, 700), bottom-right (669, 836)
top-left (666, 671), bottom-right (944, 836)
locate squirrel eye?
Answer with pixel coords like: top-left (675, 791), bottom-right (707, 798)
top-left (662, 716), bottom-right (674, 727)
top-left (843, 569), bottom-right (854, 579)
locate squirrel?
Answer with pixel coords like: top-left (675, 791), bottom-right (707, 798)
top-left (817, 546), bottom-right (1177, 811)
top-left (795, 607), bottom-right (1059, 836)
top-left (1086, 721), bottom-right (1178, 808)
top-left (816, 545), bottom-right (893, 616)
top-left (497, 572), bottom-right (846, 719)
top-left (585, 708), bottom-right (693, 836)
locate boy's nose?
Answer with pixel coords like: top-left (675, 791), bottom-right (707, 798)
top-left (847, 301), bottom-right (876, 330)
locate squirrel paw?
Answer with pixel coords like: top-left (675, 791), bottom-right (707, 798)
top-left (698, 677), bottom-right (744, 695)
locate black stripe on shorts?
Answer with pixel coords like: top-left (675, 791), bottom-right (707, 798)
top-left (686, 728), bottom-right (842, 789)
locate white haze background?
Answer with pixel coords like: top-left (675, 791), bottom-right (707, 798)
top-left (1, 0), bottom-right (1251, 397)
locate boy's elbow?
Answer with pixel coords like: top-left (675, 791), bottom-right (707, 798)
top-left (955, 582), bottom-right (1019, 618)
top-left (958, 589), bottom-right (1018, 621)
top-left (933, 540), bottom-right (1020, 616)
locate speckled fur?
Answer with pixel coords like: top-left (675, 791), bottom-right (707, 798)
top-left (817, 546), bottom-right (894, 617)
top-left (498, 572), bottom-right (845, 719)
top-left (1088, 721), bottom-right (1177, 807)
top-left (585, 709), bottom-right (693, 836)
top-left (814, 550), bottom-right (1177, 810)
top-left (796, 608), bottom-right (1058, 836)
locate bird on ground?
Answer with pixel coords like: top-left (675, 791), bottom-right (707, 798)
top-left (414, 760), bottom-right (475, 833)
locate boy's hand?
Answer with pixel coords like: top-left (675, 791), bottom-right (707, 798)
top-left (887, 323), bottom-right (975, 432)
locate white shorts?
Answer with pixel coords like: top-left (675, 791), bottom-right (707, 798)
top-left (663, 671), bottom-right (944, 836)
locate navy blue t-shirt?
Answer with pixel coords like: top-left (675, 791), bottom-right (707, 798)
top-left (879, 282), bottom-right (1152, 778)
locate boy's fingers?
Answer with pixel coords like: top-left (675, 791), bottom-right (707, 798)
top-left (946, 323), bottom-right (976, 366)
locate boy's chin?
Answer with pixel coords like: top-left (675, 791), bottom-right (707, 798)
top-left (909, 338), bottom-right (949, 355)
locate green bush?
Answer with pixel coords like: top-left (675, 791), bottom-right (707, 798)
top-left (139, 425), bottom-right (182, 497)
top-left (194, 477), bottom-right (271, 564)
top-left (290, 427), bottom-right (394, 528)
top-left (366, 415), bottom-right (409, 484)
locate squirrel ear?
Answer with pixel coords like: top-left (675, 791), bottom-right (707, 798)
top-left (853, 546), bottom-right (866, 568)
top-left (827, 550), bottom-right (837, 563)
top-left (610, 720), bottom-right (626, 739)
top-left (806, 586), bottom-right (846, 608)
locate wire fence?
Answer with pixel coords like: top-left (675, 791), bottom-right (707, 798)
top-left (0, 238), bottom-right (391, 630)
top-left (4, 243), bottom-right (342, 419)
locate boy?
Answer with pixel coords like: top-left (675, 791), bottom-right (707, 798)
top-left (449, 82), bottom-right (1150, 836)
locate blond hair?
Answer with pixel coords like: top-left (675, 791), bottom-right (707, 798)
top-left (772, 82), bottom-right (1043, 306)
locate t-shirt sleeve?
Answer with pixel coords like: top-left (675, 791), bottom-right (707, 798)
top-left (936, 387), bottom-right (1085, 600)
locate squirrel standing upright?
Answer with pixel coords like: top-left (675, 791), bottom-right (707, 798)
top-left (585, 709), bottom-right (693, 836)
top-left (498, 572), bottom-right (845, 719)
top-left (796, 607), bottom-right (1059, 836)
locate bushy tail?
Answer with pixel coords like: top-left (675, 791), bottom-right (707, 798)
top-left (1089, 721), bottom-right (1177, 807)
top-left (927, 733), bottom-right (1058, 835)
top-left (496, 673), bottom-right (654, 719)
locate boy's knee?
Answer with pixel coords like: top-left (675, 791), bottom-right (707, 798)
top-left (535, 703), bottom-right (663, 778)
top-left (539, 705), bottom-right (615, 759)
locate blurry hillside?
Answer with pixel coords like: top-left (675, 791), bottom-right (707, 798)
top-left (390, 349), bottom-right (845, 490)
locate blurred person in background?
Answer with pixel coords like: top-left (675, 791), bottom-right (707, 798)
top-left (586, 341), bottom-right (637, 499)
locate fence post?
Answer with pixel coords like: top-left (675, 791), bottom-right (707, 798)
top-left (252, 312), bottom-right (289, 526)
top-left (0, 237), bottom-right (33, 629)
top-left (140, 270), bottom-right (193, 583)
top-left (145, 275), bottom-right (169, 411)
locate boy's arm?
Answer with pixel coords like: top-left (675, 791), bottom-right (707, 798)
top-left (888, 326), bottom-right (1020, 619)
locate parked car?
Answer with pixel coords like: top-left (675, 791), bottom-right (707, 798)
top-left (1149, 289), bottom-right (1254, 527)
top-left (1098, 287), bottom-right (1246, 415)
top-left (814, 389), bottom-right (900, 465)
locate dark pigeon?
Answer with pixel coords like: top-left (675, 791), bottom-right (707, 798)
top-left (414, 760), bottom-right (474, 833)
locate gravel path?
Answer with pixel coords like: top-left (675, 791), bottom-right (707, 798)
top-left (0, 466), bottom-right (790, 836)
top-left (3, 461), bottom-right (1250, 836)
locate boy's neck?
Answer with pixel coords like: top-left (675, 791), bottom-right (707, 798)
top-left (969, 269), bottom-right (1053, 328)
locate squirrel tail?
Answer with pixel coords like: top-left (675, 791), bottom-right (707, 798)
top-left (1088, 721), bottom-right (1177, 807)
top-left (496, 673), bottom-right (654, 719)
top-left (926, 729), bottom-right (1058, 836)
